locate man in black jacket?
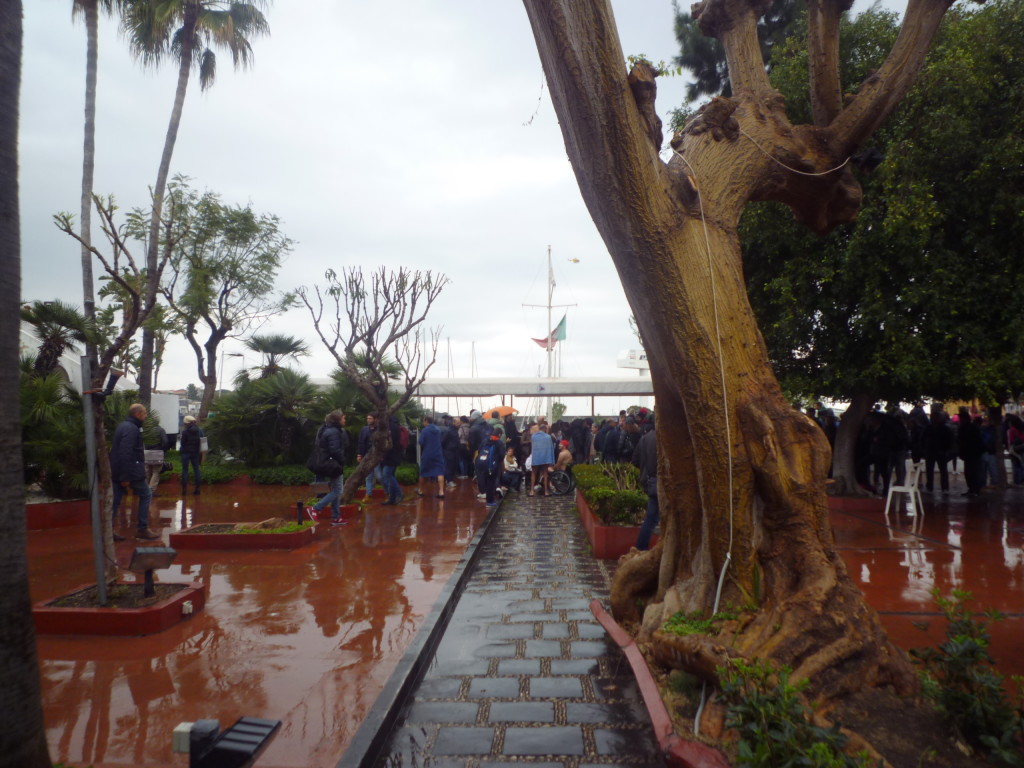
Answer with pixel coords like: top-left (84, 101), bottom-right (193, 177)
top-left (110, 403), bottom-right (160, 539)
top-left (631, 415), bottom-right (659, 550)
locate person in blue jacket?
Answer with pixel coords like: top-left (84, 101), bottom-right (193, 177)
top-left (417, 415), bottom-right (447, 498)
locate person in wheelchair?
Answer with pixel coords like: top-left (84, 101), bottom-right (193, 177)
top-left (554, 440), bottom-right (572, 471)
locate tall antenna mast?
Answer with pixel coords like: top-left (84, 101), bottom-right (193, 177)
top-left (523, 245), bottom-right (576, 420)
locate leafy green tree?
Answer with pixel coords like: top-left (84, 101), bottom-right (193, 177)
top-left (185, 382), bottom-right (200, 400)
top-left (160, 180), bottom-right (295, 417)
top-left (19, 367), bottom-right (89, 498)
top-left (121, 0), bottom-right (270, 405)
top-left (19, 299), bottom-right (97, 377)
top-left (741, 3), bottom-right (1024, 491)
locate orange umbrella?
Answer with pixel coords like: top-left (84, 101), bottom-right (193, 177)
top-left (480, 405), bottom-right (518, 420)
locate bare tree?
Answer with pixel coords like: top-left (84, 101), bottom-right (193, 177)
top-left (299, 267), bottom-right (448, 502)
top-left (55, 191), bottom-right (182, 574)
top-left (522, 0), bottom-right (968, 709)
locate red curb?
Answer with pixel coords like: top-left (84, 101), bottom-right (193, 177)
top-left (590, 599), bottom-right (731, 768)
top-left (34, 581), bottom-right (206, 636)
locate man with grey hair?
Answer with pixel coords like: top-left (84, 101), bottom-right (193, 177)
top-left (110, 403), bottom-right (160, 540)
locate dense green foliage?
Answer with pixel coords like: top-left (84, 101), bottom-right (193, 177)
top-left (573, 463), bottom-right (645, 524)
top-left (912, 590), bottom-right (1024, 765)
top-left (742, 2), bottom-right (1024, 405)
top-left (662, 609), bottom-right (739, 637)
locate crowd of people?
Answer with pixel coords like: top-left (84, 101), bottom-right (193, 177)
top-left (305, 406), bottom-right (664, 548)
top-left (803, 400), bottom-right (1024, 498)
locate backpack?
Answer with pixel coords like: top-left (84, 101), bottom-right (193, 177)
top-left (306, 427), bottom-right (343, 478)
top-left (475, 439), bottom-right (501, 475)
top-left (399, 425), bottom-right (410, 450)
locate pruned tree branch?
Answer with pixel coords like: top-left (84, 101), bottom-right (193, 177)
top-left (692, 0), bottom-right (774, 96)
top-left (806, 0), bottom-right (852, 126)
top-left (829, 0), bottom-right (956, 148)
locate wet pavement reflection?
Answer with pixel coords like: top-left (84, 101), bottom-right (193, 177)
top-left (28, 480), bottom-right (486, 768)
top-left (831, 477), bottom-right (1024, 682)
top-left (28, 471), bottom-right (1024, 766)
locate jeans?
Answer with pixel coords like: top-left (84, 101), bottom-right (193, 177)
top-left (982, 452), bottom-right (999, 486)
top-left (180, 452), bottom-right (202, 490)
top-left (381, 464), bottom-right (403, 503)
top-left (365, 465), bottom-right (382, 496)
top-left (314, 474), bottom-right (343, 520)
top-left (112, 478), bottom-right (152, 531)
top-left (636, 492), bottom-right (660, 551)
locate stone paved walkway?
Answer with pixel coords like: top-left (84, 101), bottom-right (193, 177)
top-left (375, 493), bottom-right (665, 768)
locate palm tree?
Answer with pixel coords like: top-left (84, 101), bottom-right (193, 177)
top-left (0, 3), bottom-right (52, 765)
top-left (244, 333), bottom-right (309, 379)
top-left (73, 0), bottom-right (122, 385)
top-left (20, 299), bottom-right (97, 377)
top-left (121, 0), bottom-right (270, 405)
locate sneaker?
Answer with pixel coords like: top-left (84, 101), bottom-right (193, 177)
top-left (136, 529), bottom-right (160, 540)
top-left (305, 506), bottom-right (319, 521)
top-left (486, 502), bottom-right (498, 508)
top-left (476, 493), bottom-right (486, 499)
top-left (330, 519), bottom-right (349, 527)
top-left (446, 482), bottom-right (456, 489)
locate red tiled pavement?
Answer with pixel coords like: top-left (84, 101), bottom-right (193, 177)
top-left (28, 479), bottom-right (488, 768)
top-left (28, 470), bottom-right (1024, 767)
top-left (830, 474), bottom-right (1024, 682)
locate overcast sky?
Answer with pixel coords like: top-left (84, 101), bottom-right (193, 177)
top-left (20, 0), bottom-right (903, 414)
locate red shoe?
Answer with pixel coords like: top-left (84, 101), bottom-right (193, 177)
top-left (305, 506), bottom-right (319, 521)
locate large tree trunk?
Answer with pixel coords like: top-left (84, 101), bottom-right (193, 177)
top-left (0, 4), bottom-right (53, 764)
top-left (830, 391), bottom-right (873, 497)
top-left (520, 0), bottom-right (947, 701)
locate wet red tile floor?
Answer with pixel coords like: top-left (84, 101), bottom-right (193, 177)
top-left (29, 479), bottom-right (487, 768)
top-left (28, 473), bottom-right (1024, 767)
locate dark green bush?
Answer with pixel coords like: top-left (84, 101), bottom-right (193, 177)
top-left (198, 463), bottom-right (243, 485)
top-left (249, 465), bottom-right (314, 486)
top-left (719, 658), bottom-right (878, 768)
top-left (395, 464), bottom-right (419, 485)
top-left (608, 489), bottom-right (646, 525)
top-left (911, 590), bottom-right (1024, 766)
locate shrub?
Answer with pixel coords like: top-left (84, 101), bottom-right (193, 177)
top-left (911, 589), bottom-right (1024, 765)
top-left (395, 464), bottom-right (419, 485)
top-left (576, 463), bottom-right (646, 525)
top-left (249, 465), bottom-right (313, 486)
top-left (198, 463), bottom-right (243, 485)
top-left (608, 489), bottom-right (646, 525)
top-left (719, 658), bottom-right (878, 768)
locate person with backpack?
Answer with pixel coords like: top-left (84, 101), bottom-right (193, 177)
top-left (476, 426), bottom-right (505, 507)
top-left (307, 410), bottom-right (350, 526)
top-left (179, 415), bottom-right (205, 495)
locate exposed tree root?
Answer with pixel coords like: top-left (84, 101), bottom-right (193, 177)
top-left (609, 541), bottom-right (663, 626)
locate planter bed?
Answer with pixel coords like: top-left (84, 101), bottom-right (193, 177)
top-left (169, 523), bottom-right (316, 550)
top-left (33, 580), bottom-right (206, 636)
top-left (576, 489), bottom-right (656, 559)
top-left (26, 499), bottom-right (90, 530)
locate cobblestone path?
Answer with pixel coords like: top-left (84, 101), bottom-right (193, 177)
top-left (375, 493), bottom-right (664, 768)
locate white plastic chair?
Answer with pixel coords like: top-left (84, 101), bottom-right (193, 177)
top-left (884, 460), bottom-right (924, 523)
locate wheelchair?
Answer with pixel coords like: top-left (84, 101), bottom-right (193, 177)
top-left (548, 465), bottom-right (576, 496)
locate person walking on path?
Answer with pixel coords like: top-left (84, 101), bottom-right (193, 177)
top-left (381, 417), bottom-right (405, 505)
top-left (632, 415), bottom-right (659, 551)
top-left (178, 415), bottom-right (205, 495)
top-left (418, 416), bottom-right (447, 499)
top-left (308, 410), bottom-right (350, 526)
top-left (110, 403), bottom-right (159, 540)
top-left (357, 413), bottom-right (382, 498)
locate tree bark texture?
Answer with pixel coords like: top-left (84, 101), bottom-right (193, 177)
top-left (522, 0), bottom-right (950, 701)
top-left (0, 3), bottom-right (53, 764)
